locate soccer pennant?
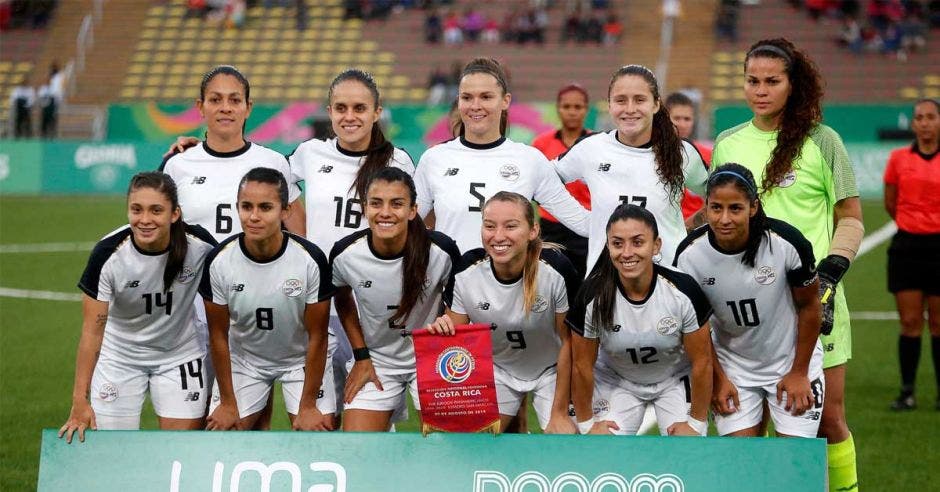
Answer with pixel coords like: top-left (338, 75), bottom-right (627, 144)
top-left (410, 323), bottom-right (500, 435)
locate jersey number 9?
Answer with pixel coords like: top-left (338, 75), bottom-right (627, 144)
top-left (506, 330), bottom-right (527, 349)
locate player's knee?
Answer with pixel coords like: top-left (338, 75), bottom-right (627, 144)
top-left (927, 317), bottom-right (940, 337)
top-left (899, 313), bottom-right (924, 335)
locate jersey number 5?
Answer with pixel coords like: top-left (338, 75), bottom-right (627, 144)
top-left (469, 182), bottom-right (486, 212)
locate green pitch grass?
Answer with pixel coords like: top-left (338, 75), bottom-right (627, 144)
top-left (1, 196), bottom-right (938, 490)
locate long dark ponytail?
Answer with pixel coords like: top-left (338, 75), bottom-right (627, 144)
top-left (128, 172), bottom-right (187, 292)
top-left (368, 167), bottom-right (431, 326)
top-left (584, 204), bottom-right (659, 330)
top-left (706, 163), bottom-right (769, 267)
top-left (608, 65), bottom-right (685, 202)
top-left (328, 68), bottom-right (395, 202)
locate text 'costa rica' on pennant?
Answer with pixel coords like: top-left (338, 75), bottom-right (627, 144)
top-left (411, 323), bottom-right (500, 435)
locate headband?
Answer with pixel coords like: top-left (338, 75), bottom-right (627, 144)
top-left (709, 170), bottom-right (757, 194)
top-left (747, 44), bottom-right (792, 64)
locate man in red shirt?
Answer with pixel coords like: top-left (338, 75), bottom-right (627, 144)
top-left (883, 98), bottom-right (940, 411)
top-left (532, 83), bottom-right (592, 277)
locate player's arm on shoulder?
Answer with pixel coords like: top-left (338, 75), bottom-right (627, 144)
top-left (59, 296), bottom-right (109, 443)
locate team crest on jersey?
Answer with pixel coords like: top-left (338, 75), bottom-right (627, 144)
top-left (436, 347), bottom-right (475, 384)
top-left (282, 278), bottom-right (303, 297)
top-left (777, 171), bottom-right (797, 188)
top-left (755, 266), bottom-right (776, 285)
top-left (531, 294), bottom-right (549, 313)
top-left (592, 399), bottom-right (610, 416)
top-left (657, 316), bottom-right (679, 335)
top-left (177, 265), bottom-right (196, 284)
top-left (499, 164), bottom-right (520, 182)
top-left (98, 382), bottom-right (119, 402)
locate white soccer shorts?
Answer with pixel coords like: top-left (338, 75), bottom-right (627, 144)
top-left (591, 366), bottom-right (698, 436)
top-left (494, 364), bottom-right (569, 430)
top-left (714, 373), bottom-right (825, 438)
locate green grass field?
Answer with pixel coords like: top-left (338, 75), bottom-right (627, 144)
top-left (1, 196), bottom-right (938, 490)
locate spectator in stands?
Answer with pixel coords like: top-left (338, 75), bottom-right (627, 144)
top-left (930, 0), bottom-right (940, 27)
top-left (186, 0), bottom-right (209, 19)
top-left (513, 9), bottom-right (534, 44)
top-left (344, 0), bottom-right (363, 20)
top-left (602, 12), bottom-right (622, 45)
top-left (38, 62), bottom-right (63, 139)
top-left (837, 17), bottom-right (864, 53)
top-left (426, 65), bottom-right (449, 105)
top-left (9, 75), bottom-right (34, 139)
top-left (443, 10), bottom-right (463, 44)
top-left (584, 13), bottom-right (603, 43)
top-left (425, 8), bottom-right (442, 43)
top-left (715, 0), bottom-right (740, 42)
top-left (461, 7), bottom-right (484, 42)
top-left (561, 8), bottom-right (584, 43)
top-left (481, 15), bottom-right (500, 43)
top-left (531, 7), bottom-right (549, 44)
top-left (805, 0), bottom-right (830, 21)
top-left (899, 11), bottom-right (927, 53)
top-left (883, 98), bottom-right (940, 412)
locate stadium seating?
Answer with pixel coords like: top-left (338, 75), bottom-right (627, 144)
top-left (0, 29), bottom-right (45, 130)
top-left (710, 1), bottom-right (940, 103)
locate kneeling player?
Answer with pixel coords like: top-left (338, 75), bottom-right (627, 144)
top-left (674, 164), bottom-right (825, 437)
top-left (331, 168), bottom-right (460, 431)
top-left (201, 168), bottom-right (334, 431)
top-left (428, 192), bottom-right (581, 434)
top-left (60, 172), bottom-right (217, 442)
top-left (568, 205), bottom-right (713, 436)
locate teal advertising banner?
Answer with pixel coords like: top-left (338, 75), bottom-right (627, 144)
top-left (0, 141), bottom-right (43, 193)
top-left (38, 429), bottom-right (826, 491)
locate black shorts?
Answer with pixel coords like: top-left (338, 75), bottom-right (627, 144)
top-left (887, 230), bottom-right (940, 295)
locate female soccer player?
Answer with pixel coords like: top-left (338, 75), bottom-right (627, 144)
top-left (711, 38), bottom-right (862, 490)
top-left (567, 204), bottom-right (712, 436)
top-left (414, 57), bottom-right (589, 253)
top-left (553, 65), bottom-right (708, 273)
top-left (674, 164), bottom-right (824, 438)
top-left (427, 191), bottom-right (581, 433)
top-left (161, 65), bottom-right (303, 241)
top-left (883, 98), bottom-right (940, 411)
top-left (531, 83), bottom-right (593, 278)
top-left (201, 168), bottom-right (334, 431)
top-left (60, 172), bottom-right (217, 443)
top-left (331, 167), bottom-right (460, 431)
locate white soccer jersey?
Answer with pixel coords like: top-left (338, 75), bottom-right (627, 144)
top-left (415, 136), bottom-right (589, 252)
top-left (553, 131), bottom-right (708, 272)
top-left (567, 265), bottom-right (712, 385)
top-left (330, 229), bottom-right (460, 374)
top-left (288, 137), bottom-right (415, 255)
top-left (78, 224), bottom-right (217, 367)
top-left (200, 232), bottom-right (335, 371)
top-left (673, 219), bottom-right (823, 387)
top-left (446, 248), bottom-right (582, 381)
top-left (160, 141), bottom-right (301, 242)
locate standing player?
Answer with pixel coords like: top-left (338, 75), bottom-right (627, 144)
top-left (675, 164), bottom-right (824, 438)
top-left (567, 204), bottom-right (713, 436)
top-left (711, 38), bottom-right (862, 491)
top-left (201, 168), bottom-right (334, 431)
top-left (663, 92), bottom-right (713, 220)
top-left (59, 172), bottom-right (217, 443)
top-left (287, 69), bottom-right (416, 416)
top-left (428, 192), bottom-right (580, 434)
top-left (883, 98), bottom-right (940, 411)
top-left (160, 65), bottom-right (304, 428)
top-left (331, 168), bottom-right (460, 431)
top-left (415, 57), bottom-right (590, 253)
top-left (553, 65), bottom-right (708, 273)
top-left (531, 83), bottom-right (593, 277)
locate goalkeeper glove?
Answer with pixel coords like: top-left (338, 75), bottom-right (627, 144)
top-left (817, 255), bottom-right (849, 336)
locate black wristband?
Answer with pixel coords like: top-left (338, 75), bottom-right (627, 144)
top-left (352, 347), bottom-right (371, 361)
top-left (818, 254), bottom-right (850, 283)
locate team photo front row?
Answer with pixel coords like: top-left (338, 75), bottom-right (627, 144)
top-left (60, 163), bottom-right (829, 441)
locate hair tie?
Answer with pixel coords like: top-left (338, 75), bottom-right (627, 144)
top-left (709, 170), bottom-right (757, 194)
top-left (748, 44), bottom-right (792, 64)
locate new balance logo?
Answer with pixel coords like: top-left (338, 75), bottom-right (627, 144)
top-left (358, 280), bottom-right (373, 288)
top-left (124, 280), bottom-right (140, 288)
top-left (191, 176), bottom-right (206, 184)
top-left (702, 277), bottom-right (715, 285)
top-left (184, 391), bottom-right (201, 402)
top-left (597, 163), bottom-right (611, 172)
top-left (318, 165), bottom-right (333, 173)
top-left (231, 283), bottom-right (245, 292)
top-left (476, 302), bottom-right (490, 310)
top-left (444, 168), bottom-right (460, 176)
